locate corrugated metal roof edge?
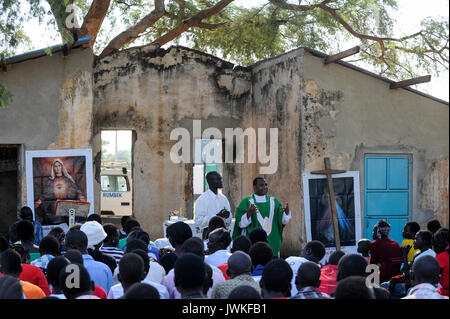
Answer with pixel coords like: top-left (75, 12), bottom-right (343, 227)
top-left (4, 36), bottom-right (93, 65)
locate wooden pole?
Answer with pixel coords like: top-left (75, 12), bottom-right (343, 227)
top-left (311, 157), bottom-right (346, 251)
top-left (389, 75), bottom-right (431, 89)
top-left (324, 46), bottom-right (360, 64)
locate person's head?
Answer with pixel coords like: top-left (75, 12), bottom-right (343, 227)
top-left (334, 276), bottom-right (375, 299)
top-left (253, 177), bottom-right (268, 196)
top-left (410, 255), bottom-right (441, 287)
top-left (203, 263), bottom-right (214, 296)
top-left (207, 227), bottom-right (231, 253)
top-left (124, 239), bottom-right (148, 254)
top-left (174, 253), bottom-right (206, 296)
top-left (16, 220), bottom-right (34, 242)
top-left (260, 258), bottom-right (293, 298)
top-left (166, 221), bottom-right (192, 250)
top-left (118, 252), bottom-right (145, 290)
top-left (227, 251), bottom-right (253, 278)
top-left (39, 235), bottom-right (60, 256)
top-left (46, 256), bottom-right (70, 289)
top-left (228, 285), bottom-right (261, 299)
top-left (248, 228), bottom-right (268, 245)
top-left (19, 206), bottom-right (34, 222)
top-left (402, 221), bottom-right (421, 240)
top-left (130, 249), bottom-right (150, 276)
top-left (47, 227), bottom-right (65, 246)
top-left (208, 216), bottom-right (226, 233)
top-left (328, 250), bottom-right (346, 265)
top-left (121, 216), bottom-right (131, 229)
top-left (180, 237), bottom-right (205, 258)
top-left (124, 283), bottom-right (160, 299)
top-left (102, 223), bottom-right (119, 247)
top-left (432, 228), bottom-right (449, 254)
top-left (123, 218), bottom-right (141, 235)
top-left (427, 219), bottom-right (441, 234)
top-left (413, 230), bottom-right (433, 251)
top-left (337, 254), bottom-right (368, 281)
top-left (373, 219), bottom-right (391, 240)
top-left (159, 252), bottom-right (178, 274)
top-left (301, 240), bottom-right (326, 263)
top-left (205, 171), bottom-right (223, 191)
top-left (127, 228), bottom-right (150, 246)
top-left (249, 242), bottom-right (274, 268)
top-left (357, 239), bottom-right (371, 257)
top-left (80, 221), bottom-right (107, 250)
top-left (0, 249), bottom-right (22, 277)
top-left (64, 229), bottom-right (88, 254)
top-left (11, 243), bottom-right (30, 264)
top-left (230, 235), bottom-right (252, 254)
top-left (86, 214), bottom-right (102, 224)
top-left (0, 275), bottom-right (23, 299)
top-left (64, 249), bottom-right (84, 264)
top-left (59, 263), bottom-right (94, 299)
top-left (295, 261), bottom-right (322, 289)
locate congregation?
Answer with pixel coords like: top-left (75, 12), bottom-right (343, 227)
top-left (0, 205), bottom-right (448, 300)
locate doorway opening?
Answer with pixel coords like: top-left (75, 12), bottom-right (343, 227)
top-left (100, 130), bottom-right (133, 217)
top-left (0, 145), bottom-right (20, 238)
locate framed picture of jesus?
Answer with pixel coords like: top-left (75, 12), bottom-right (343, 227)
top-left (302, 171), bottom-right (362, 263)
top-left (26, 149), bottom-right (94, 225)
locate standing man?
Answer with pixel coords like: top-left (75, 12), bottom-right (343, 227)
top-left (194, 171), bottom-right (232, 239)
top-left (232, 177), bottom-right (292, 257)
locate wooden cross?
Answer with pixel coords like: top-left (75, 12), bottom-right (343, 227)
top-left (311, 157), bottom-right (346, 251)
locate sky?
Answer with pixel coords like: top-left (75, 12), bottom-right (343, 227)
top-left (19, 0), bottom-right (449, 101)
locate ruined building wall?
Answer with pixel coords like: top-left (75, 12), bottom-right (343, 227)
top-left (247, 50), bottom-right (305, 257)
top-left (93, 45), bottom-right (252, 238)
top-left (302, 52), bottom-right (449, 229)
top-left (0, 48), bottom-right (94, 209)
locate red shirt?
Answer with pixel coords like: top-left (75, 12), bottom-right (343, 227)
top-left (369, 237), bottom-right (403, 283)
top-left (19, 264), bottom-right (51, 296)
top-left (436, 252), bottom-right (449, 296)
top-left (218, 263), bottom-right (231, 280)
top-left (93, 285), bottom-right (107, 299)
top-left (317, 264), bottom-right (338, 295)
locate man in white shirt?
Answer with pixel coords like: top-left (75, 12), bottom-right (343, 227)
top-left (194, 172), bottom-right (232, 238)
top-left (205, 228), bottom-right (232, 267)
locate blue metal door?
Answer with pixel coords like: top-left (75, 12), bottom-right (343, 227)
top-left (364, 155), bottom-right (411, 245)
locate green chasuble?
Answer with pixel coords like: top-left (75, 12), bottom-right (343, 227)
top-left (232, 194), bottom-right (285, 256)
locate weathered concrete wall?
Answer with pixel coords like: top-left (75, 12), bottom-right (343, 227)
top-left (0, 47), bottom-right (94, 210)
top-left (302, 51), bottom-right (449, 231)
top-left (93, 45), bottom-right (252, 238)
top-left (248, 50), bottom-right (304, 257)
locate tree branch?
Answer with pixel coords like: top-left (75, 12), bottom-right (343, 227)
top-left (79, 0), bottom-right (112, 46)
top-left (151, 0), bottom-right (234, 47)
top-left (98, 0), bottom-right (166, 58)
top-left (196, 21), bottom-right (230, 29)
top-left (267, 0), bottom-right (334, 12)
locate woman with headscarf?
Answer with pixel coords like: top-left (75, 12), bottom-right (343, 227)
top-left (369, 220), bottom-right (403, 283)
top-left (34, 159), bottom-right (86, 225)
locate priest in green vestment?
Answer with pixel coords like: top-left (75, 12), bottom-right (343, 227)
top-left (232, 177), bottom-right (292, 256)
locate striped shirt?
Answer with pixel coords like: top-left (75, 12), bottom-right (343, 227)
top-left (100, 246), bottom-right (124, 264)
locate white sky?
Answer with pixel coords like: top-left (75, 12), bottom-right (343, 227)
top-left (19, 0), bottom-right (449, 101)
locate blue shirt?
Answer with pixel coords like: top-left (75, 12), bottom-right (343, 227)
top-left (33, 221), bottom-right (44, 246)
top-left (82, 254), bottom-right (114, 293)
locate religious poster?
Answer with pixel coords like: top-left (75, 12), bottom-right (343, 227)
top-left (26, 149), bottom-right (94, 225)
top-left (302, 171), bottom-right (362, 262)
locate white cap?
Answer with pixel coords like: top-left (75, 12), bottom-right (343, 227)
top-left (80, 221), bottom-right (107, 248)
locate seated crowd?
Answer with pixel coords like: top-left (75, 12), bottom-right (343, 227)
top-left (0, 208), bottom-right (448, 300)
